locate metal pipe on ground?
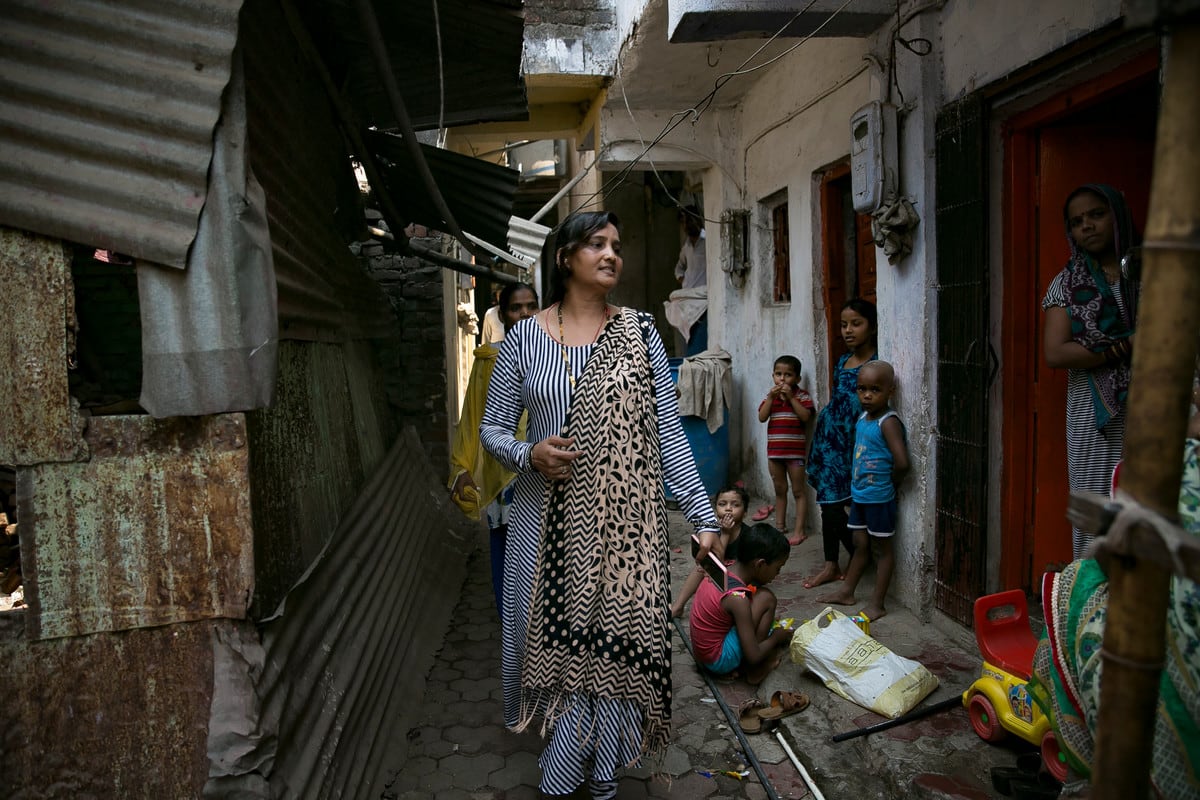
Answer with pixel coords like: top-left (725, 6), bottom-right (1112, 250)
top-left (829, 695), bottom-right (962, 743)
top-left (671, 618), bottom-right (782, 800)
top-left (1092, 18), bottom-right (1200, 800)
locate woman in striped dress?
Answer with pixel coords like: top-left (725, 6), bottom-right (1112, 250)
top-left (480, 211), bottom-right (719, 799)
top-left (1042, 184), bottom-right (1139, 558)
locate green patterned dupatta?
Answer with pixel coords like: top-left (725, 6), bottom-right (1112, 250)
top-left (1030, 442), bottom-right (1200, 795)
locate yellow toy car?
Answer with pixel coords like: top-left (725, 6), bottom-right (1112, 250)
top-left (961, 590), bottom-right (1068, 782)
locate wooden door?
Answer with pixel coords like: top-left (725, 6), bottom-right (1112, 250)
top-left (1002, 55), bottom-right (1158, 590)
top-left (820, 164), bottom-right (879, 385)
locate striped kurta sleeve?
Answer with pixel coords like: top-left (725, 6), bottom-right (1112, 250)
top-left (480, 321), bottom-right (537, 474)
top-left (645, 317), bottom-right (718, 534)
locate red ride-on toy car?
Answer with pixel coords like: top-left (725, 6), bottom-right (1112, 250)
top-left (961, 589), bottom-right (1068, 782)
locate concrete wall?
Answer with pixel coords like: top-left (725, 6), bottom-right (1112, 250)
top-left (594, 0), bottom-right (1135, 617)
top-left (940, 0), bottom-right (1124, 101)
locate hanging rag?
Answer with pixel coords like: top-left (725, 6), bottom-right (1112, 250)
top-left (677, 349), bottom-right (732, 433)
top-left (664, 286), bottom-right (709, 341)
top-left (871, 195), bottom-right (920, 265)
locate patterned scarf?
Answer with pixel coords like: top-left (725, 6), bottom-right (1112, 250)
top-left (519, 308), bottom-right (673, 758)
top-left (1060, 183), bottom-right (1139, 430)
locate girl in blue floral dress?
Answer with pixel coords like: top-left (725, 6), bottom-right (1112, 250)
top-left (803, 298), bottom-right (878, 589)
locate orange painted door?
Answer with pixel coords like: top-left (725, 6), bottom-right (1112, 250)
top-left (1026, 95), bottom-right (1156, 576)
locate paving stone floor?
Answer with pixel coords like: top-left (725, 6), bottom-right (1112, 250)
top-left (385, 510), bottom-right (1031, 799)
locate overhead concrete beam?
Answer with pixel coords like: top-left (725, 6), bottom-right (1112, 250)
top-left (667, 0), bottom-right (893, 42)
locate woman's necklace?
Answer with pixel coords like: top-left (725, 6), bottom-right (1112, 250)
top-left (556, 302), bottom-right (610, 389)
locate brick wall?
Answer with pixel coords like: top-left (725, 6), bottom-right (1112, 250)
top-left (524, 0), bottom-right (616, 27)
top-left (360, 231), bottom-right (449, 468)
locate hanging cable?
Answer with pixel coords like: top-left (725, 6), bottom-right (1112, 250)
top-left (562, 0), bottom-right (857, 226)
top-left (433, 0), bottom-right (447, 148)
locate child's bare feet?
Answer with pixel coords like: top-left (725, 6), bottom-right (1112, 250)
top-left (803, 565), bottom-right (843, 590)
top-left (746, 652), bottom-right (784, 686)
top-left (787, 532), bottom-right (807, 546)
top-left (858, 605), bottom-right (887, 622)
top-left (818, 589), bottom-right (856, 605)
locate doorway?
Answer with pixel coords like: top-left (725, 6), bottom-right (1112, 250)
top-left (819, 163), bottom-right (877, 385)
top-left (1000, 51), bottom-right (1158, 591)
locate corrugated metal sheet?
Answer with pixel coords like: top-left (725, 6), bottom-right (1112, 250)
top-left (244, 341), bottom-right (380, 615)
top-left (0, 227), bottom-right (88, 465)
top-left (0, 0), bottom-right (242, 269)
top-left (19, 414), bottom-right (255, 641)
top-left (302, 0), bottom-right (528, 132)
top-left (208, 428), bottom-right (476, 797)
top-left (242, 0), bottom-right (398, 342)
top-left (368, 130), bottom-right (521, 253)
top-left (0, 613), bottom-right (215, 798)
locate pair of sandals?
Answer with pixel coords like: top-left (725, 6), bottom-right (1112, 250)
top-left (737, 690), bottom-right (810, 734)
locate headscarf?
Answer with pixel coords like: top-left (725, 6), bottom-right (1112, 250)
top-left (1061, 183), bottom-right (1139, 430)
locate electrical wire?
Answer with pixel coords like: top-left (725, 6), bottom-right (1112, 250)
top-left (560, 0), bottom-right (848, 230)
top-left (433, 0), bottom-right (447, 148)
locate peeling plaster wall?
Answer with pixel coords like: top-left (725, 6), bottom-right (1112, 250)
top-left (523, 0), bottom-right (621, 74)
top-left (706, 39), bottom-right (873, 512)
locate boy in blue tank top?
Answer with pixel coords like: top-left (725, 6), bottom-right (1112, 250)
top-left (818, 360), bottom-right (909, 622)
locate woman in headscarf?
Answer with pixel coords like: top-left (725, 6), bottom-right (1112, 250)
top-left (1042, 183), bottom-right (1140, 558)
top-left (480, 211), bottom-right (718, 799)
top-left (447, 281), bottom-right (538, 618)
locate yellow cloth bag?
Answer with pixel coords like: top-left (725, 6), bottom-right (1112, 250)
top-left (447, 343), bottom-right (527, 519)
top-left (789, 607), bottom-right (938, 719)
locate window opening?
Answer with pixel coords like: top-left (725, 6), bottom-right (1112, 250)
top-left (771, 202), bottom-right (791, 303)
top-left (69, 246), bottom-right (144, 414)
top-left (0, 465), bottom-right (21, 612)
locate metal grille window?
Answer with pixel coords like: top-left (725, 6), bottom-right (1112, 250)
top-left (933, 94), bottom-right (990, 626)
top-left (772, 202), bottom-right (791, 303)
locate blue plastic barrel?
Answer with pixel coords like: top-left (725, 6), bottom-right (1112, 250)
top-left (666, 357), bottom-right (729, 498)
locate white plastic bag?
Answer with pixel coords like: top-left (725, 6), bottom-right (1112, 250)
top-left (789, 607), bottom-right (938, 719)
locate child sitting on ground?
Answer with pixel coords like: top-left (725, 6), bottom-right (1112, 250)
top-left (756, 355), bottom-right (816, 545)
top-left (688, 523), bottom-right (794, 685)
top-left (671, 484), bottom-right (749, 618)
top-left (820, 359), bottom-right (909, 622)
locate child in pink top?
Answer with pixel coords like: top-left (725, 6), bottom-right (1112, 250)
top-left (688, 524), bottom-right (792, 685)
top-left (757, 355), bottom-right (815, 545)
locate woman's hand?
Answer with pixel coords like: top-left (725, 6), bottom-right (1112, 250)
top-left (450, 471), bottom-right (479, 505)
top-left (1044, 306), bottom-right (1109, 370)
top-left (694, 529), bottom-right (720, 562)
top-left (530, 435), bottom-right (583, 481)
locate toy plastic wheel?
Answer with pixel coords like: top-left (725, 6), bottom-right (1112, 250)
top-left (968, 694), bottom-right (1007, 742)
top-left (1042, 731), bottom-right (1069, 782)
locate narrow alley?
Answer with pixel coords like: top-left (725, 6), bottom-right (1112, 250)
top-left (387, 509), bottom-right (1030, 799)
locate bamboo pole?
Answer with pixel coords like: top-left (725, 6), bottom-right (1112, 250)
top-left (1091, 21), bottom-right (1200, 800)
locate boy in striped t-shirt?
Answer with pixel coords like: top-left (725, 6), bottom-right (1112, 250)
top-left (756, 355), bottom-right (815, 546)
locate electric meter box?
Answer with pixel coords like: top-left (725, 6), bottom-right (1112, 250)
top-left (850, 101), bottom-right (898, 214)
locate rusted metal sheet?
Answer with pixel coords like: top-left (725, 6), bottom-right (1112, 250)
top-left (19, 414), bottom-right (254, 641)
top-left (0, 612), bottom-right (214, 799)
top-left (0, 226), bottom-right (88, 465)
top-left (0, 0), bottom-right (242, 269)
top-left (210, 428), bottom-right (476, 797)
